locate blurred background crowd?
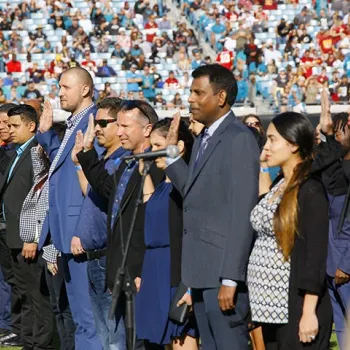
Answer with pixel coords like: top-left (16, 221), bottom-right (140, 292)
top-left (0, 0), bottom-right (348, 114)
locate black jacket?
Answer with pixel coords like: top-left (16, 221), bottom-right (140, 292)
top-left (77, 148), bottom-right (164, 289)
top-left (0, 139), bottom-right (36, 249)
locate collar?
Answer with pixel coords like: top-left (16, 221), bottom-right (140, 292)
top-left (206, 110), bottom-right (231, 137)
top-left (16, 136), bottom-right (34, 156)
top-left (66, 103), bottom-right (95, 129)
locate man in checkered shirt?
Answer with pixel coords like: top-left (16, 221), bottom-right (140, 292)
top-left (36, 67), bottom-right (102, 350)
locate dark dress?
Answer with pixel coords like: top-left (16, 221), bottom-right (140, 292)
top-left (135, 181), bottom-right (196, 345)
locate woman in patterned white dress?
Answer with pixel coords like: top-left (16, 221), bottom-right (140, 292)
top-left (247, 112), bottom-right (333, 349)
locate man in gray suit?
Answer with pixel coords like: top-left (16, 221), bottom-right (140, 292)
top-left (166, 64), bottom-right (259, 349)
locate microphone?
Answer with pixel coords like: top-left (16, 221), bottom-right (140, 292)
top-left (122, 145), bottom-right (180, 161)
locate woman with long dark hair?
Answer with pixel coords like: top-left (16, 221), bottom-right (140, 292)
top-left (135, 118), bottom-right (198, 350)
top-left (247, 112), bottom-right (332, 349)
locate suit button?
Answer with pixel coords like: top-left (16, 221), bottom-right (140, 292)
top-left (184, 207), bottom-right (188, 212)
top-left (37, 220), bottom-right (41, 224)
top-left (183, 229), bottom-right (187, 234)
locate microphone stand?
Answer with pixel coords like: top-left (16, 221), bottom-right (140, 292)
top-left (109, 159), bottom-right (153, 350)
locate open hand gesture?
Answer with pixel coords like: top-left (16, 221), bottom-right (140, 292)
top-left (71, 130), bottom-right (84, 165)
top-left (320, 89), bottom-right (332, 135)
top-left (166, 112), bottom-right (181, 146)
top-left (83, 114), bottom-right (95, 151)
top-left (39, 100), bottom-right (53, 133)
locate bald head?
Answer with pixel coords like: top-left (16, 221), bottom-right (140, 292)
top-left (59, 67), bottom-right (94, 114)
top-left (61, 67), bottom-right (94, 96)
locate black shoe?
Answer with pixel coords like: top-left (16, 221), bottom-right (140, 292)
top-left (0, 332), bottom-right (17, 344)
top-left (1, 334), bottom-right (24, 347)
top-left (0, 328), bottom-right (10, 336)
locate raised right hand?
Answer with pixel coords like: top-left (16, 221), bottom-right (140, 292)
top-left (319, 89), bottom-right (332, 135)
top-left (83, 114), bottom-right (96, 151)
top-left (39, 100), bottom-right (53, 133)
top-left (71, 130), bottom-right (84, 164)
top-left (166, 112), bottom-right (181, 146)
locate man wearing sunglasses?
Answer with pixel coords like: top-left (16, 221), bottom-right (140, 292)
top-left (71, 97), bottom-right (128, 350)
top-left (76, 99), bottom-right (164, 348)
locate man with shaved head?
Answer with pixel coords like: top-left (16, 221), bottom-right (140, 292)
top-left (36, 67), bottom-right (102, 349)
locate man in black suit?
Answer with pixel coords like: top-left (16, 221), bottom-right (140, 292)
top-left (0, 105), bottom-right (56, 349)
top-left (75, 100), bottom-right (163, 349)
top-left (0, 103), bottom-right (17, 341)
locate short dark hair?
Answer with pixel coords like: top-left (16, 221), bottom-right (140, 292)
top-left (97, 97), bottom-right (123, 119)
top-left (7, 104), bottom-right (38, 130)
top-left (0, 103), bottom-right (17, 114)
top-left (151, 117), bottom-right (194, 164)
top-left (120, 99), bottom-right (159, 125)
top-left (192, 64), bottom-right (238, 106)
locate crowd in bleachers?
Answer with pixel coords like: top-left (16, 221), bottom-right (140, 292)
top-left (183, 0), bottom-right (350, 111)
top-left (0, 0), bottom-right (209, 111)
top-left (0, 0), bottom-right (348, 114)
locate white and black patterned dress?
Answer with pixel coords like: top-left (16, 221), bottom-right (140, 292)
top-left (247, 179), bottom-right (291, 324)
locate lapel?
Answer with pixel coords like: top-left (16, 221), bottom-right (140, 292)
top-left (52, 105), bottom-right (97, 174)
top-left (112, 162), bottom-right (140, 231)
top-left (6, 139), bottom-right (36, 187)
top-left (185, 112), bottom-right (235, 196)
top-left (0, 152), bottom-right (16, 198)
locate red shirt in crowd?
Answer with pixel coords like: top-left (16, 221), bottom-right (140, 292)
top-left (165, 77), bottom-right (179, 88)
top-left (318, 34), bottom-right (334, 54)
top-left (216, 51), bottom-right (234, 71)
top-left (317, 74), bottom-right (329, 85)
top-left (6, 60), bottom-right (22, 73)
top-left (263, 0), bottom-right (278, 10)
top-left (145, 21), bottom-right (158, 43)
top-left (81, 60), bottom-right (97, 67)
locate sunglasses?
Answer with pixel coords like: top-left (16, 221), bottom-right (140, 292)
top-left (94, 119), bottom-right (116, 128)
top-left (246, 121), bottom-right (262, 128)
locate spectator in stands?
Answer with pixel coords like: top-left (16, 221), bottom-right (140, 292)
top-left (337, 75), bottom-right (350, 102)
top-left (295, 6), bottom-right (314, 25)
top-left (6, 54), bottom-right (22, 73)
top-left (122, 53), bottom-right (137, 71)
top-left (158, 14), bottom-right (171, 30)
top-left (304, 76), bottom-right (321, 104)
top-left (116, 28), bottom-right (131, 53)
top-left (141, 65), bottom-right (156, 102)
top-left (111, 43), bottom-right (126, 59)
top-left (210, 16), bottom-right (226, 48)
top-left (23, 81), bottom-right (43, 102)
top-left (263, 41), bottom-right (282, 65)
top-left (289, 76), bottom-right (306, 109)
top-left (127, 64), bottom-right (142, 92)
top-left (67, 17), bottom-right (80, 36)
top-left (191, 51), bottom-right (205, 70)
top-left (164, 71), bottom-right (180, 90)
top-left (235, 71), bottom-right (249, 103)
top-left (153, 93), bottom-right (166, 109)
top-left (96, 59), bottom-right (117, 78)
top-left (81, 50), bottom-right (96, 68)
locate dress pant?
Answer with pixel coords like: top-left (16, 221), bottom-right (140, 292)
top-left (327, 276), bottom-right (350, 350)
top-left (61, 253), bottom-right (103, 350)
top-left (0, 232), bottom-right (21, 334)
top-left (0, 267), bottom-right (11, 330)
top-left (192, 287), bottom-right (250, 350)
top-left (44, 256), bottom-right (75, 350)
top-left (10, 248), bottom-right (58, 350)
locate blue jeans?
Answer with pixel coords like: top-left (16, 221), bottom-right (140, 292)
top-left (87, 257), bottom-right (126, 350)
top-left (0, 267), bottom-right (11, 330)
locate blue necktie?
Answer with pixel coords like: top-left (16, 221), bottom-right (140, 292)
top-left (194, 129), bottom-right (211, 169)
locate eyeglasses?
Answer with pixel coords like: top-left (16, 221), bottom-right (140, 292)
top-left (94, 119), bottom-right (116, 128)
top-left (246, 121), bottom-right (261, 128)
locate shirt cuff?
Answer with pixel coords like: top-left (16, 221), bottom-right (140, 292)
top-left (165, 156), bottom-right (181, 166)
top-left (222, 279), bottom-right (238, 287)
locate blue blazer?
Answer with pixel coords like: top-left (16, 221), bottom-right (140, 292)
top-left (37, 105), bottom-right (98, 253)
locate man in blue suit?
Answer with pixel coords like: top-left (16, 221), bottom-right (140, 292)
top-left (36, 67), bottom-right (102, 350)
